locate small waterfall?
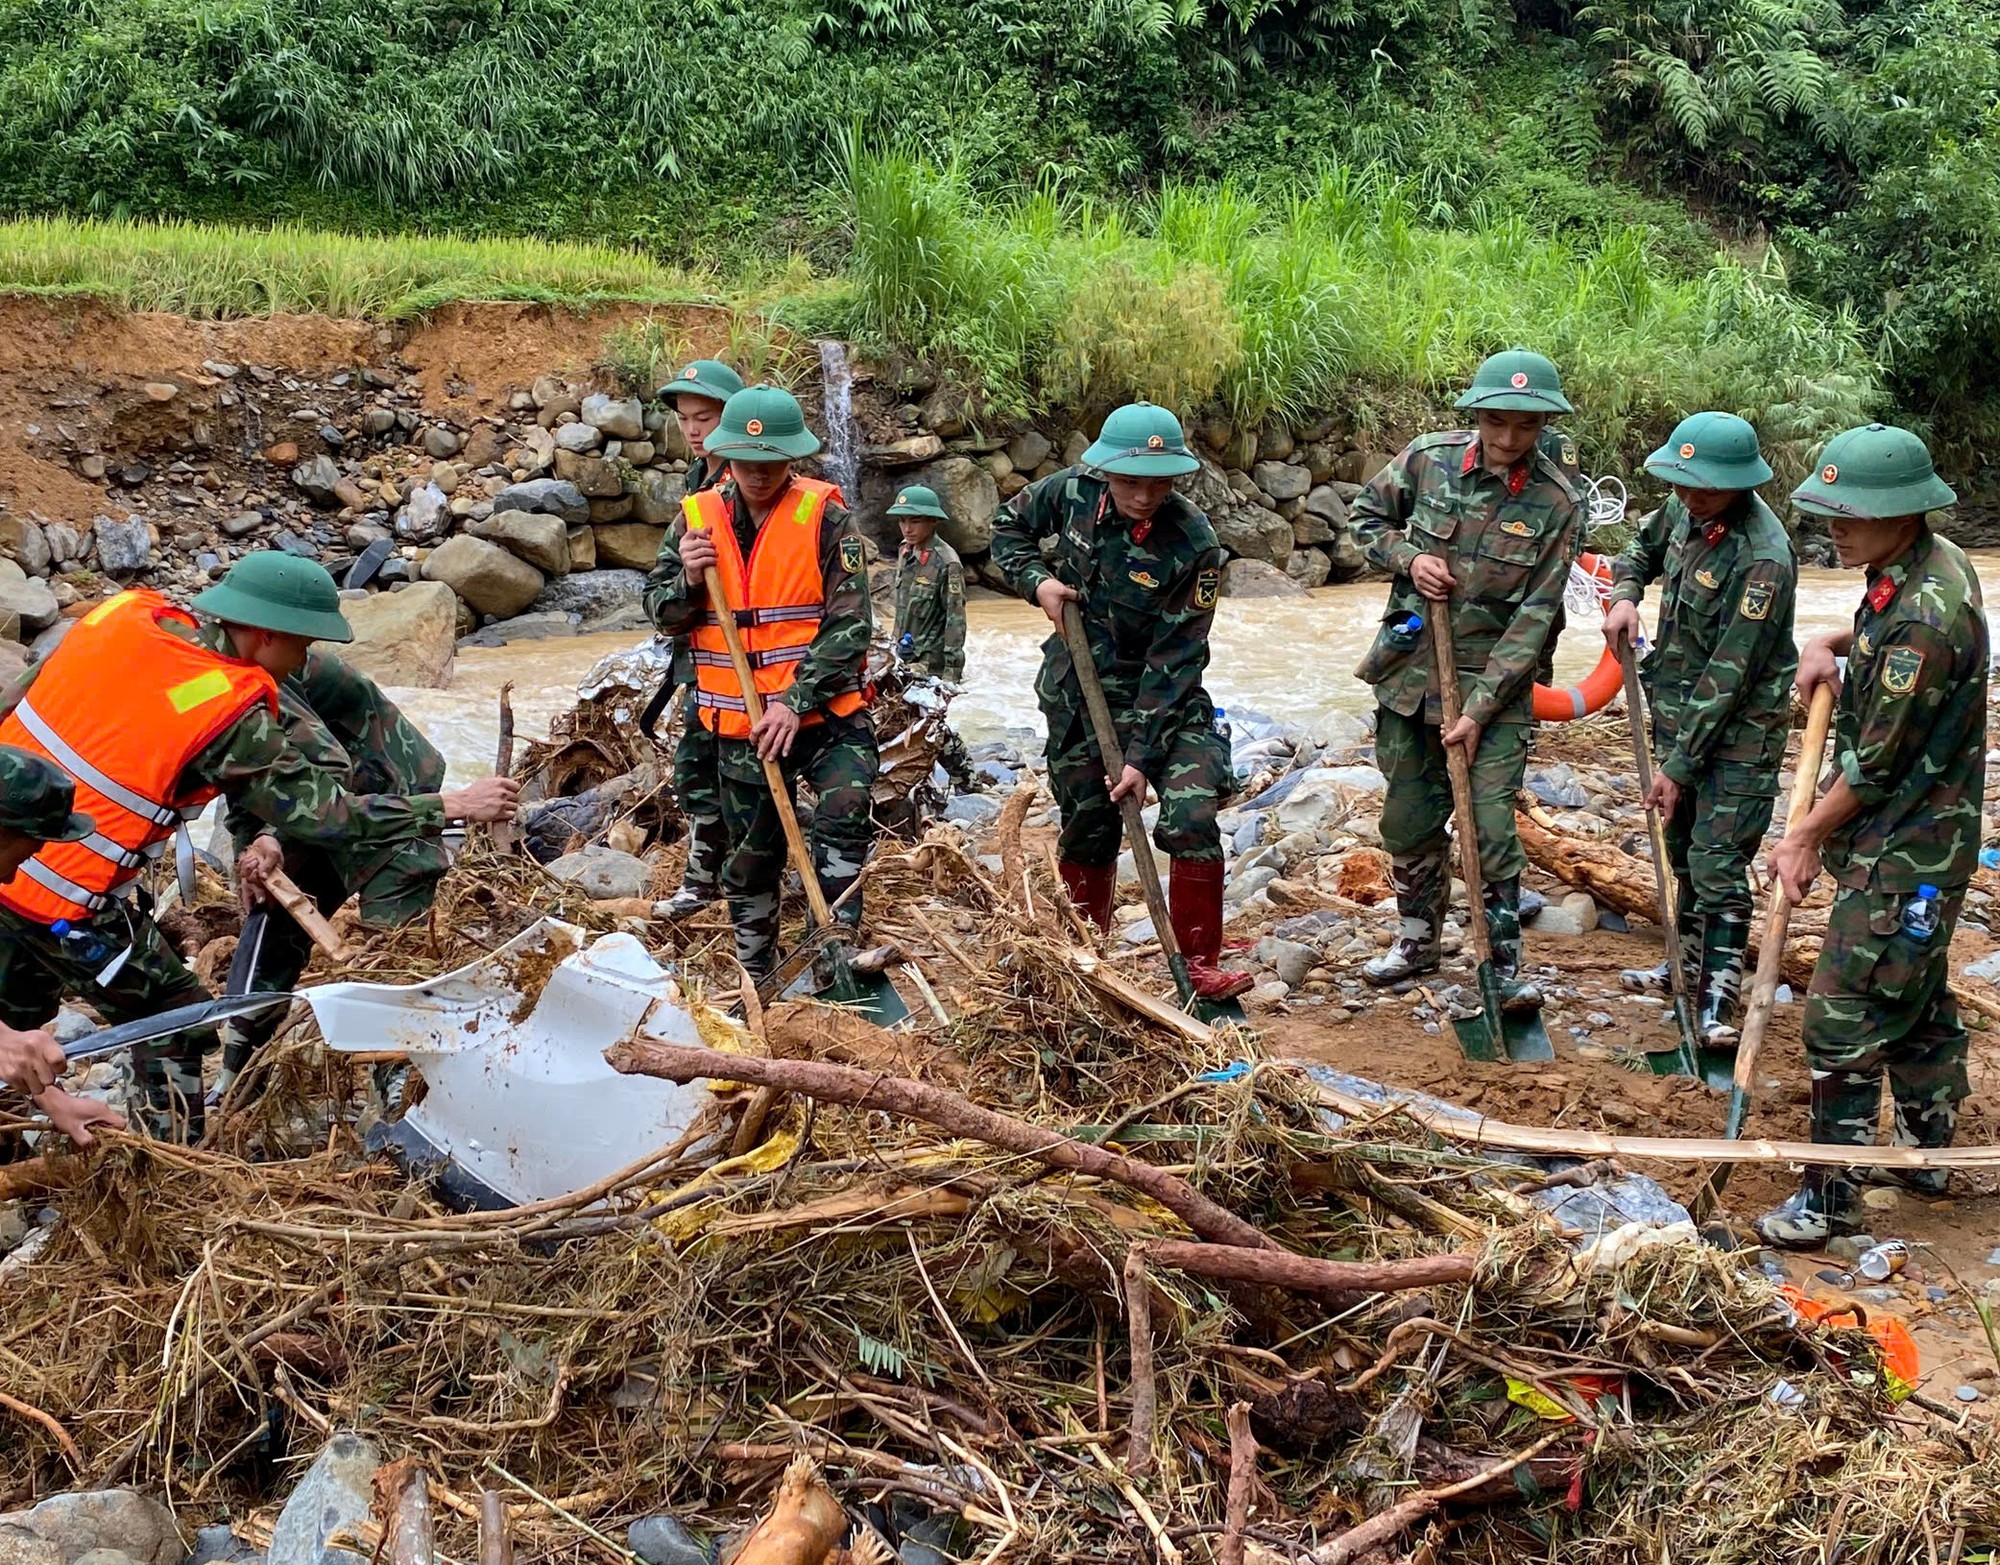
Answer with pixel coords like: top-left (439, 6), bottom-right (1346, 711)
top-left (816, 338), bottom-right (861, 501)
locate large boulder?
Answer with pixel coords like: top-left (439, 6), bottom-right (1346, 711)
top-left (915, 456), bottom-right (999, 555)
top-left (1326, 527), bottom-right (1366, 581)
top-left (1284, 547), bottom-right (1332, 589)
top-left (337, 582), bottom-right (458, 688)
top-left (592, 523), bottom-right (667, 571)
top-left (471, 510), bottom-right (570, 576)
top-left (421, 535), bottom-right (544, 619)
top-left (0, 559), bottom-right (60, 637)
top-left (92, 516), bottom-right (152, 576)
top-left (1214, 506), bottom-right (1293, 566)
top-left (547, 846), bottom-right (651, 900)
top-left (395, 482), bottom-right (449, 542)
top-left (553, 421), bottom-right (603, 454)
top-left (553, 451), bottom-right (622, 497)
top-left (491, 478), bottom-right (590, 525)
top-left (1251, 460), bottom-right (1311, 503)
top-left (0, 1492), bottom-right (185, 1565)
top-left (0, 514), bottom-right (51, 577)
top-left (1006, 430), bottom-right (1053, 471)
top-left (1303, 483), bottom-right (1348, 527)
top-left (1221, 558), bottom-right (1307, 598)
top-left (566, 525), bottom-right (596, 571)
top-left (532, 569), bottom-right (646, 629)
top-left (268, 1435), bottom-right (378, 1565)
top-left (582, 394), bottom-right (646, 440)
top-left (631, 470), bottom-right (686, 527)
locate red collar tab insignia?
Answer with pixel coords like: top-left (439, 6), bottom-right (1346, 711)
top-left (1703, 520), bottom-right (1726, 546)
top-left (1868, 575), bottom-right (1897, 613)
top-left (1507, 463), bottom-right (1529, 497)
top-left (744, 418), bottom-right (764, 436)
top-left (1461, 441), bottom-right (1479, 475)
top-left (1510, 371), bottom-right (1529, 388)
top-left (1131, 518), bottom-right (1153, 544)
top-left (1680, 442), bottom-right (1697, 459)
top-left (1146, 434), bottom-right (1164, 450)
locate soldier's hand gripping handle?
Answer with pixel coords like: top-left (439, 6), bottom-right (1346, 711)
top-left (1033, 577), bottom-right (1080, 628)
top-left (1410, 555), bottom-right (1456, 602)
top-left (443, 776), bottom-right (521, 823)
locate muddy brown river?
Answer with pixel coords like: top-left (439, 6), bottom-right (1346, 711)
top-left (386, 556), bottom-right (2000, 781)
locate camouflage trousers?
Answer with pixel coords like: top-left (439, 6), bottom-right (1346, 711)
top-left (674, 685), bottom-right (727, 891)
top-left (0, 898), bottom-right (209, 1140)
top-left (1805, 883), bottom-right (1968, 1152)
top-left (1376, 707), bottom-right (1529, 882)
top-left (1042, 703), bottom-right (1228, 866)
top-left (1664, 756), bottom-right (1776, 1010)
top-left (716, 712), bottom-right (878, 975)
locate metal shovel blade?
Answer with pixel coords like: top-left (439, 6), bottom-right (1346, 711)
top-left (1450, 965), bottom-right (1554, 1063)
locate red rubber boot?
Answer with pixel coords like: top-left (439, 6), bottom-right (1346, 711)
top-left (1169, 858), bottom-right (1253, 1001)
top-left (1057, 859), bottom-right (1117, 932)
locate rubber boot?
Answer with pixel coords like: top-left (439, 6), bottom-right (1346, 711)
top-left (1697, 913), bottom-right (1750, 1045)
top-left (1363, 851), bottom-right (1446, 987)
top-left (136, 1040), bottom-right (206, 1145)
top-left (730, 891), bottom-right (782, 985)
top-left (661, 816), bottom-right (728, 918)
top-left (1058, 859), bottom-right (1116, 933)
top-left (1484, 875), bottom-right (1542, 1012)
top-left (1755, 1167), bottom-right (1861, 1248)
top-left (1168, 858), bottom-right (1252, 1002)
top-left (1621, 899), bottom-right (1703, 996)
top-left (1870, 1093), bottom-right (1956, 1197)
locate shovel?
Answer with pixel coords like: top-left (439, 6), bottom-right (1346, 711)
top-left (1058, 602), bottom-right (1241, 1021)
top-left (1428, 606), bottom-right (1554, 1063)
top-left (1618, 643), bottom-right (1708, 1084)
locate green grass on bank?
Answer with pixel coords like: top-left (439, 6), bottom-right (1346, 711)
top-left (0, 216), bottom-right (706, 319)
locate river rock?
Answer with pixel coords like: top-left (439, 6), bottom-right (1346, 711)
top-left (625, 1517), bottom-right (713, 1565)
top-left (1534, 892), bottom-right (1600, 937)
top-left (583, 394), bottom-right (645, 440)
top-left (566, 524), bottom-right (597, 571)
top-left (1285, 547), bottom-right (1331, 588)
top-left (1275, 766), bottom-right (1387, 833)
top-left (1292, 507), bottom-right (1335, 546)
top-left (864, 434), bottom-right (945, 467)
top-left (631, 470), bottom-right (686, 527)
top-left (1215, 506), bottom-right (1293, 566)
top-left (916, 457), bottom-right (999, 555)
top-left (1006, 431), bottom-right (1052, 471)
top-left (1252, 460), bottom-right (1311, 503)
top-left (0, 1492), bottom-right (185, 1565)
top-left (1254, 936), bottom-right (1318, 988)
top-left (338, 582), bottom-right (458, 688)
top-left (491, 478), bottom-right (590, 525)
top-left (185, 1528), bottom-right (260, 1565)
top-left (593, 523), bottom-right (667, 571)
top-left (420, 425), bottom-right (459, 460)
top-left (459, 610), bottom-right (580, 647)
top-left (396, 482), bottom-right (450, 542)
top-left (1526, 763), bottom-right (1591, 810)
top-left (1326, 526), bottom-right (1365, 581)
top-left (268, 1434), bottom-right (378, 1565)
top-left (554, 452), bottom-right (622, 497)
top-left (0, 515), bottom-right (50, 577)
top-left (1221, 558), bottom-right (1306, 598)
top-left (532, 569), bottom-right (645, 628)
top-left (547, 846), bottom-right (651, 900)
top-left (421, 535), bottom-right (543, 619)
top-left (1303, 483), bottom-right (1348, 526)
top-left (291, 455), bottom-right (344, 506)
top-left (554, 421), bottom-right (603, 454)
top-left (92, 516), bottom-right (152, 575)
top-left (471, 510), bottom-right (570, 576)
top-left (0, 560), bottom-right (59, 636)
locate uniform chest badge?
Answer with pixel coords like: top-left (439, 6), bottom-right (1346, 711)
top-left (839, 537), bottom-right (865, 576)
top-left (1694, 568), bottom-right (1719, 589)
top-left (1193, 568), bottom-right (1220, 610)
top-left (1739, 582), bottom-right (1773, 620)
top-left (1129, 570), bottom-right (1160, 589)
top-left (1499, 519), bottom-right (1533, 537)
top-left (1882, 645), bottom-right (1924, 695)
top-left (1855, 630), bottom-right (1872, 657)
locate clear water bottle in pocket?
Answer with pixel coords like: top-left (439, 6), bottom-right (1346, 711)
top-left (1900, 884), bottom-right (1940, 942)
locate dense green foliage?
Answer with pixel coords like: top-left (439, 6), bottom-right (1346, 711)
top-left (2, 0), bottom-right (1995, 449)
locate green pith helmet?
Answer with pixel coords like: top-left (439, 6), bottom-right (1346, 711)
top-left (704, 385), bottom-right (822, 461)
top-left (655, 358), bottom-right (745, 408)
top-left (192, 550), bottom-right (354, 643)
top-left (0, 745), bottom-right (94, 844)
top-left (1081, 402), bottom-right (1200, 477)
top-left (887, 484), bottom-right (949, 521)
top-left (1643, 411), bottom-right (1774, 491)
top-left (1456, 349), bottom-right (1574, 414)
top-left (1790, 423), bottom-right (1957, 520)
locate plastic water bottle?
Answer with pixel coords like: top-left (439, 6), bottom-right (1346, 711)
top-left (49, 918), bottom-right (108, 966)
top-left (1386, 612), bottom-right (1425, 651)
top-left (898, 632), bottom-right (914, 656)
top-left (1901, 885), bottom-right (1941, 942)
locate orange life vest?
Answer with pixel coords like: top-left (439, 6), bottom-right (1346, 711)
top-left (0, 590), bottom-right (278, 924)
top-left (687, 479), bottom-right (869, 738)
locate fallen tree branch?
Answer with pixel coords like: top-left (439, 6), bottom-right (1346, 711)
top-left (1123, 1247), bottom-right (1157, 1480)
top-left (1306, 1429), bottom-right (1567, 1565)
top-left (0, 1386), bottom-right (83, 1470)
top-left (606, 1040), bottom-right (1275, 1250)
top-left (1221, 1401), bottom-right (1256, 1565)
top-left (1142, 1240), bottom-right (1478, 1298)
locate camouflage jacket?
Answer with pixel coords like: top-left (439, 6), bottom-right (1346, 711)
top-left (1610, 492), bottom-right (1798, 782)
top-left (643, 475), bottom-right (873, 717)
top-left (1823, 525), bottom-right (1988, 894)
top-left (893, 537), bottom-right (967, 680)
top-left (220, 636), bottom-right (448, 851)
top-left (667, 455), bottom-right (726, 691)
top-left (6, 619), bottom-right (446, 850)
top-left (1353, 431), bottom-right (1583, 727)
top-left (990, 466), bottom-right (1224, 772)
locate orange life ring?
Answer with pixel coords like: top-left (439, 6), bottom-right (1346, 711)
top-left (1532, 552), bottom-right (1622, 722)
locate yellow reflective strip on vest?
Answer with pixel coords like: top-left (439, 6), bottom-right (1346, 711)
top-left (166, 668), bottom-right (234, 714)
top-left (683, 494), bottom-right (707, 531)
top-left (82, 591), bottom-right (139, 628)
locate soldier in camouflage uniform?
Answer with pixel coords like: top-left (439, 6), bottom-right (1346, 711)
top-left (652, 360), bottom-right (745, 918)
top-left (1756, 425), bottom-right (1985, 1246)
top-left (1353, 350), bottom-right (1585, 1009)
top-left (888, 483), bottom-right (975, 789)
top-left (644, 386), bottom-right (877, 981)
top-left (990, 402), bottom-right (1247, 1002)
top-left (1604, 412), bottom-right (1797, 1044)
top-left (0, 553), bottom-right (519, 1138)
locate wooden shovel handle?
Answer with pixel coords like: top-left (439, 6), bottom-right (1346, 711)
top-left (1619, 645), bottom-right (1691, 1007)
top-left (264, 869), bottom-right (349, 963)
top-left (1733, 684), bottom-right (1836, 1091)
top-left (700, 562), bottom-right (835, 928)
top-left (1428, 604), bottom-right (1492, 967)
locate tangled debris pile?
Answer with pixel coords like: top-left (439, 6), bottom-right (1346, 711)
top-left (2, 803), bottom-right (1995, 1565)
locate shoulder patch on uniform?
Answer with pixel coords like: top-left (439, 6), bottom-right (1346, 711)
top-left (1739, 581), bottom-right (1773, 621)
top-left (1499, 518), bottom-right (1533, 537)
top-left (1882, 645), bottom-right (1924, 695)
top-left (1560, 437), bottom-right (1578, 469)
top-left (839, 536), bottom-right (865, 576)
top-left (1193, 567), bottom-right (1220, 610)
